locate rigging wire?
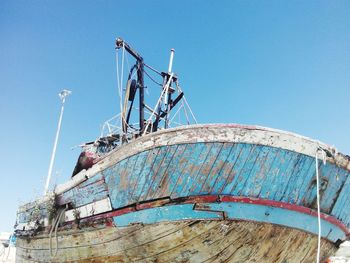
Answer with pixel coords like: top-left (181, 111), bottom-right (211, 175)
top-left (181, 99), bottom-right (190, 125)
top-left (176, 80), bottom-right (197, 123)
top-left (143, 62), bottom-right (162, 76)
top-left (169, 103), bottom-right (184, 126)
top-left (315, 147), bottom-right (326, 263)
top-left (144, 69), bottom-right (163, 86)
top-left (183, 95), bottom-right (197, 124)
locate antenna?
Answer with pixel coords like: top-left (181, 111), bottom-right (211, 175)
top-left (44, 89), bottom-right (71, 195)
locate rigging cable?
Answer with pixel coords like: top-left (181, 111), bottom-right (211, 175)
top-left (315, 147), bottom-right (326, 263)
top-left (181, 99), bottom-right (190, 125)
top-left (144, 69), bottom-right (163, 86)
top-left (143, 62), bottom-right (163, 76)
top-left (169, 103), bottom-right (184, 127)
top-left (176, 80), bottom-right (197, 124)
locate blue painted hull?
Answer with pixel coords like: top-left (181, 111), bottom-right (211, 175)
top-left (15, 124), bottom-right (350, 262)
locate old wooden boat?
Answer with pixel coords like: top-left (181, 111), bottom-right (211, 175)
top-left (15, 39), bottom-right (350, 262)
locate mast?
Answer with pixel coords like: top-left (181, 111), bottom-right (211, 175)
top-left (164, 48), bottom-right (175, 129)
top-left (113, 37), bottom-right (192, 140)
top-left (138, 61), bottom-right (145, 133)
top-left (152, 49), bottom-right (177, 132)
top-left (116, 38), bottom-right (145, 134)
top-left (44, 89), bottom-right (71, 195)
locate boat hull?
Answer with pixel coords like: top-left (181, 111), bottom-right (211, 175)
top-left (15, 124), bottom-right (350, 262)
top-left (16, 220), bottom-right (337, 263)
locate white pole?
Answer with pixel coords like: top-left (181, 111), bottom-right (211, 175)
top-left (44, 90), bottom-right (71, 195)
top-left (168, 48), bottom-right (175, 73)
top-left (165, 48), bottom-right (175, 107)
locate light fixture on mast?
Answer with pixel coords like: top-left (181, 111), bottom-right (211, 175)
top-left (44, 89), bottom-right (72, 195)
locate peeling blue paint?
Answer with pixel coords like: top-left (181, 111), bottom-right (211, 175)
top-left (58, 142), bottom-right (350, 232)
top-left (113, 204), bottom-right (223, 227)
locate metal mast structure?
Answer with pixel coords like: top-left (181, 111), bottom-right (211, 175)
top-left (44, 89), bottom-right (71, 195)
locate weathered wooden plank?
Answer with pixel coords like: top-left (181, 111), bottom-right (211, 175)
top-left (16, 221), bottom-right (196, 261)
top-left (222, 144), bottom-right (256, 195)
top-left (16, 221), bottom-right (185, 251)
top-left (272, 150), bottom-right (299, 201)
top-left (113, 204), bottom-right (223, 227)
top-left (201, 143), bottom-right (234, 194)
top-left (188, 143), bottom-right (223, 195)
top-left (138, 146), bottom-right (169, 202)
top-left (286, 155), bottom-right (314, 204)
top-left (171, 143), bottom-right (212, 199)
top-left (241, 145), bottom-right (271, 197)
top-left (232, 144), bottom-right (263, 196)
top-left (213, 143), bottom-right (244, 194)
top-left (226, 144), bottom-right (260, 195)
top-left (332, 172), bottom-right (350, 227)
top-left (104, 158), bottom-right (130, 209)
top-left (165, 143), bottom-right (196, 197)
top-left (320, 165), bottom-right (348, 213)
top-left (115, 153), bottom-right (140, 207)
top-left (155, 144), bottom-right (188, 198)
top-left (131, 147), bottom-right (160, 203)
top-left (145, 144), bottom-right (178, 200)
top-left (125, 150), bottom-right (149, 204)
top-left (201, 201), bottom-right (346, 242)
top-left (16, 220), bottom-right (334, 262)
top-left (64, 197), bottom-right (112, 221)
top-left (57, 172), bottom-right (107, 207)
top-left (280, 155), bottom-right (309, 203)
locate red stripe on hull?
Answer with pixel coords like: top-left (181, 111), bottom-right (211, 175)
top-left (76, 195), bottom-right (349, 236)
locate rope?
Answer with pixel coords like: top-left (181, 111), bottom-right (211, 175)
top-left (315, 147), bottom-right (326, 263)
top-left (49, 208), bottom-right (67, 259)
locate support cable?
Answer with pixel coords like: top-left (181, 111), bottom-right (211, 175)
top-left (143, 62), bottom-right (163, 76)
top-left (315, 147), bottom-right (327, 263)
top-left (144, 69), bottom-right (162, 86)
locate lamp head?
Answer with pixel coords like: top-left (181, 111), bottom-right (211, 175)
top-left (59, 89), bottom-right (72, 101)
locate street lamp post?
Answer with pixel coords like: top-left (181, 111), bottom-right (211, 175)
top-left (44, 89), bottom-right (71, 195)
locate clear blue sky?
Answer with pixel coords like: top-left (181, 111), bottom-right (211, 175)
top-left (1, 1), bottom-right (349, 232)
